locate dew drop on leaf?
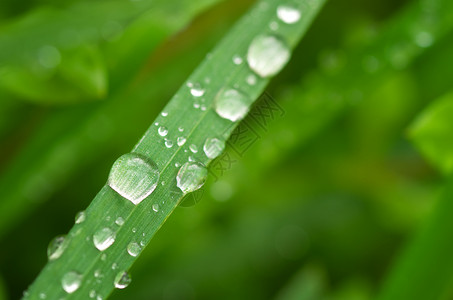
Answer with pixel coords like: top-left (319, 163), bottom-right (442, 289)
top-left (214, 88), bottom-right (251, 122)
top-left (93, 227), bottom-right (116, 251)
top-left (152, 203), bottom-right (159, 212)
top-left (176, 162), bottom-right (208, 194)
top-left (127, 242), bottom-right (141, 257)
top-left (277, 5), bottom-right (301, 24)
top-left (247, 34), bottom-right (290, 77)
top-left (177, 137), bottom-right (186, 146)
top-left (115, 217), bottom-right (124, 226)
top-left (108, 153), bottom-right (160, 205)
top-left (47, 235), bottom-right (67, 261)
top-left (158, 126), bottom-right (168, 137)
top-left (75, 211), bottom-right (86, 224)
top-left (61, 271), bottom-right (82, 294)
top-left (203, 138), bottom-right (225, 159)
top-left (114, 271), bottom-right (131, 289)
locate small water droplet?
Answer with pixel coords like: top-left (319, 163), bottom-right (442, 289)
top-left (193, 103), bottom-right (200, 109)
top-left (62, 271), bottom-right (82, 294)
top-left (176, 162), bottom-right (208, 194)
top-left (93, 227), bottom-right (116, 251)
top-left (190, 84), bottom-right (205, 97)
top-left (233, 55), bottom-right (243, 65)
top-left (89, 290), bottom-right (96, 298)
top-left (114, 271), bottom-right (131, 289)
top-left (39, 292), bottom-right (46, 299)
top-left (154, 122), bottom-right (159, 126)
top-left (115, 217), bottom-right (124, 226)
top-left (200, 105), bottom-right (207, 111)
top-left (127, 242), bottom-right (141, 257)
top-left (246, 74), bottom-right (257, 85)
top-left (112, 263), bottom-right (118, 270)
top-left (132, 228), bottom-right (137, 233)
top-left (140, 240), bottom-right (146, 247)
top-left (158, 126), bottom-right (168, 137)
top-left (203, 138), bottom-right (225, 159)
top-left (177, 137), bottom-right (186, 146)
top-left (214, 88), bottom-right (251, 122)
top-left (189, 144), bottom-right (198, 153)
top-left (94, 269), bottom-right (102, 278)
top-left (48, 235), bottom-right (67, 261)
top-left (165, 139), bottom-right (173, 148)
top-left (108, 153), bottom-right (160, 205)
top-left (175, 162), bottom-right (180, 167)
top-left (152, 204), bottom-right (159, 212)
top-left (75, 211), bottom-right (86, 224)
top-left (188, 156), bottom-right (195, 162)
top-left (277, 5), bottom-right (301, 24)
top-left (178, 127), bottom-right (184, 132)
top-left (161, 111), bottom-right (168, 117)
top-left (247, 34), bottom-right (290, 77)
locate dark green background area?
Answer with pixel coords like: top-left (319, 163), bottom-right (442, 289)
top-left (1, 0), bottom-right (452, 299)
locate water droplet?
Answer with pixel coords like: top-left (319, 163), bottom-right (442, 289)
top-left (75, 211), bottom-right (86, 224)
top-left (114, 271), bottom-right (131, 289)
top-left (62, 271), bottom-right (82, 294)
top-left (178, 127), bottom-right (184, 132)
top-left (152, 203), bottom-right (159, 212)
top-left (161, 111), bottom-right (168, 117)
top-left (115, 217), bottom-right (124, 226)
top-left (47, 235), bottom-right (67, 261)
top-left (247, 34), bottom-right (290, 77)
top-left (154, 122), bottom-right (159, 126)
top-left (176, 162), bottom-right (208, 194)
top-left (93, 227), bottom-right (116, 251)
top-left (246, 74), bottom-right (257, 85)
top-left (214, 88), bottom-right (251, 122)
top-left (189, 144), bottom-right (198, 153)
top-left (201, 105), bottom-right (207, 111)
top-left (94, 269), bottom-right (102, 278)
top-left (89, 290), bottom-right (96, 298)
top-left (188, 156), bottom-right (195, 162)
top-left (233, 55), bottom-right (243, 65)
top-left (277, 5), bottom-right (301, 24)
top-left (132, 228), bottom-right (137, 233)
top-left (203, 138), bottom-right (225, 159)
top-left (127, 242), bottom-right (141, 257)
top-left (190, 84), bottom-right (205, 97)
top-left (108, 153), bottom-right (160, 205)
top-left (112, 263), bottom-right (118, 270)
top-left (140, 240), bottom-right (146, 247)
top-left (39, 292), bottom-right (46, 299)
top-left (193, 103), bottom-right (200, 109)
top-left (158, 126), bottom-right (168, 137)
top-left (177, 137), bottom-right (186, 146)
top-left (175, 162), bottom-right (180, 167)
top-left (165, 139), bottom-right (173, 148)
top-left (96, 295), bottom-right (103, 300)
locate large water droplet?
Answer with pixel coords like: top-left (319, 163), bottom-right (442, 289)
top-left (127, 242), bottom-right (141, 257)
top-left (176, 162), bottom-right (208, 194)
top-left (277, 5), bottom-right (301, 24)
top-left (93, 227), bottom-right (116, 251)
top-left (158, 126), bottom-right (168, 137)
top-left (114, 271), bottom-right (131, 289)
top-left (247, 35), bottom-right (290, 77)
top-left (108, 153), bottom-right (160, 205)
top-left (214, 88), bottom-right (251, 122)
top-left (47, 235), bottom-right (67, 261)
top-left (62, 271), bottom-right (82, 294)
top-left (203, 138), bottom-right (225, 159)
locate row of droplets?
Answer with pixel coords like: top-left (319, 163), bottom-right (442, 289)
top-left (39, 4), bottom-right (303, 297)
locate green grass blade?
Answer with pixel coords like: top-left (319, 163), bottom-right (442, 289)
top-left (239, 0), bottom-right (453, 174)
top-left (409, 91), bottom-right (453, 175)
top-left (0, 0), bottom-right (222, 238)
top-left (24, 0), bottom-right (326, 299)
top-left (377, 178), bottom-right (453, 300)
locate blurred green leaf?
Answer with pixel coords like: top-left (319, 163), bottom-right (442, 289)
top-left (409, 91), bottom-right (453, 175)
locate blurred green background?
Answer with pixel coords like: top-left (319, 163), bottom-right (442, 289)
top-left (1, 0), bottom-right (453, 299)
